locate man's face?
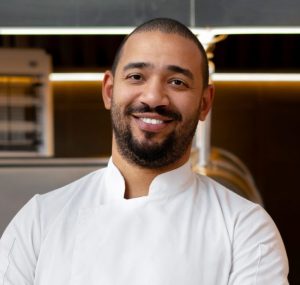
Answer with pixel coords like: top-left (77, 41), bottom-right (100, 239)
top-left (102, 31), bottom-right (213, 169)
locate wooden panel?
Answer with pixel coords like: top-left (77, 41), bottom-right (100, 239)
top-left (212, 81), bottom-right (300, 284)
top-left (53, 81), bottom-right (112, 157)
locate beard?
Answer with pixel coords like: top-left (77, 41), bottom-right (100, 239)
top-left (111, 100), bottom-right (200, 169)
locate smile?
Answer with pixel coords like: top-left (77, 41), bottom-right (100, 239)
top-left (140, 118), bottom-right (164, 125)
top-left (132, 114), bottom-right (174, 133)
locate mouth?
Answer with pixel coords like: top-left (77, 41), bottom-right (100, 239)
top-left (139, 117), bottom-right (173, 125)
top-left (140, 117), bottom-right (164, 125)
top-left (132, 114), bottom-right (174, 133)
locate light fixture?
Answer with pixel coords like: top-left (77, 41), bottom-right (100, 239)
top-left (212, 73), bottom-right (300, 82)
top-left (0, 27), bottom-right (134, 35)
top-left (49, 73), bottom-right (104, 81)
top-left (1, 27), bottom-right (300, 36)
top-left (49, 72), bottom-right (300, 82)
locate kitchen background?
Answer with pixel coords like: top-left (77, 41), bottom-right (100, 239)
top-left (0, 0), bottom-right (300, 283)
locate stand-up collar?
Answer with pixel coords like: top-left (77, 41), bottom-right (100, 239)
top-left (103, 158), bottom-right (195, 202)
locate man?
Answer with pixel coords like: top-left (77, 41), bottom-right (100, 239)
top-left (0, 18), bottom-right (288, 284)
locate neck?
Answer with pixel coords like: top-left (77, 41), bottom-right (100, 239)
top-left (111, 140), bottom-right (190, 199)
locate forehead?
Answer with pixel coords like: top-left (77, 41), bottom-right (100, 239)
top-left (116, 31), bottom-right (203, 75)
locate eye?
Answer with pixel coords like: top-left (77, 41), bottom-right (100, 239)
top-left (169, 78), bottom-right (188, 88)
top-left (171, 79), bottom-right (184, 85)
top-left (126, 73), bottom-right (143, 81)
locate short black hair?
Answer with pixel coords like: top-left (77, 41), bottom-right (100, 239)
top-left (111, 18), bottom-right (209, 88)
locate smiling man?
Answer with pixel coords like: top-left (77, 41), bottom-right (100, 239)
top-left (102, 24), bottom-right (213, 199)
top-left (0, 18), bottom-right (289, 284)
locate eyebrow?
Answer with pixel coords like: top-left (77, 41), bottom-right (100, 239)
top-left (123, 62), bottom-right (153, 71)
top-left (167, 65), bottom-right (194, 80)
top-left (123, 62), bottom-right (194, 80)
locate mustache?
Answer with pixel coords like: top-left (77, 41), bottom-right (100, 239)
top-left (125, 104), bottom-right (182, 121)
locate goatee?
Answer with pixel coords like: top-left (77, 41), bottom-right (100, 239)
top-left (111, 101), bottom-right (199, 169)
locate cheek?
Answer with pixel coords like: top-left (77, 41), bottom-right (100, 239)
top-left (112, 84), bottom-right (140, 106)
top-left (173, 96), bottom-right (201, 118)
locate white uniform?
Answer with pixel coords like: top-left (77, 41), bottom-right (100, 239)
top-left (0, 159), bottom-right (289, 284)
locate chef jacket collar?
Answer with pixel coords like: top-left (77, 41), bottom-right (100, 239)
top-left (104, 157), bottom-right (195, 201)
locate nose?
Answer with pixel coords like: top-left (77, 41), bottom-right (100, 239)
top-left (139, 78), bottom-right (170, 108)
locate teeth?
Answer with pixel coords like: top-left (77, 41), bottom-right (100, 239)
top-left (141, 118), bottom-right (164, 125)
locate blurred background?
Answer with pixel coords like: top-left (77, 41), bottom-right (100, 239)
top-left (0, 0), bottom-right (299, 283)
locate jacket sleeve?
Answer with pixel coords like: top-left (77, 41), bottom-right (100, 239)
top-left (228, 204), bottom-right (289, 285)
top-left (0, 195), bottom-right (41, 285)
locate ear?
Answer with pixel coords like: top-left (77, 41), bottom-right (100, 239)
top-left (199, 84), bottom-right (215, 121)
top-left (102, 70), bottom-right (114, 110)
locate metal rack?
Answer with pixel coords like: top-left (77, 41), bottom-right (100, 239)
top-left (0, 49), bottom-right (53, 156)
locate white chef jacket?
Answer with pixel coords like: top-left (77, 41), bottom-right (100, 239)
top-left (0, 159), bottom-right (289, 285)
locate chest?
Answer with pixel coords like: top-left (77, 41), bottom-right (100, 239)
top-left (35, 200), bottom-right (232, 285)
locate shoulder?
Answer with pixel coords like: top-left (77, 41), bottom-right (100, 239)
top-left (194, 173), bottom-right (283, 236)
top-left (194, 173), bottom-right (258, 217)
top-left (2, 167), bottom-right (107, 240)
top-left (193, 173), bottom-right (287, 254)
top-left (39, 167), bottom-right (107, 228)
top-left (0, 167), bottom-right (108, 282)
top-left (194, 174), bottom-right (289, 283)
top-left (38, 167), bottom-right (107, 209)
